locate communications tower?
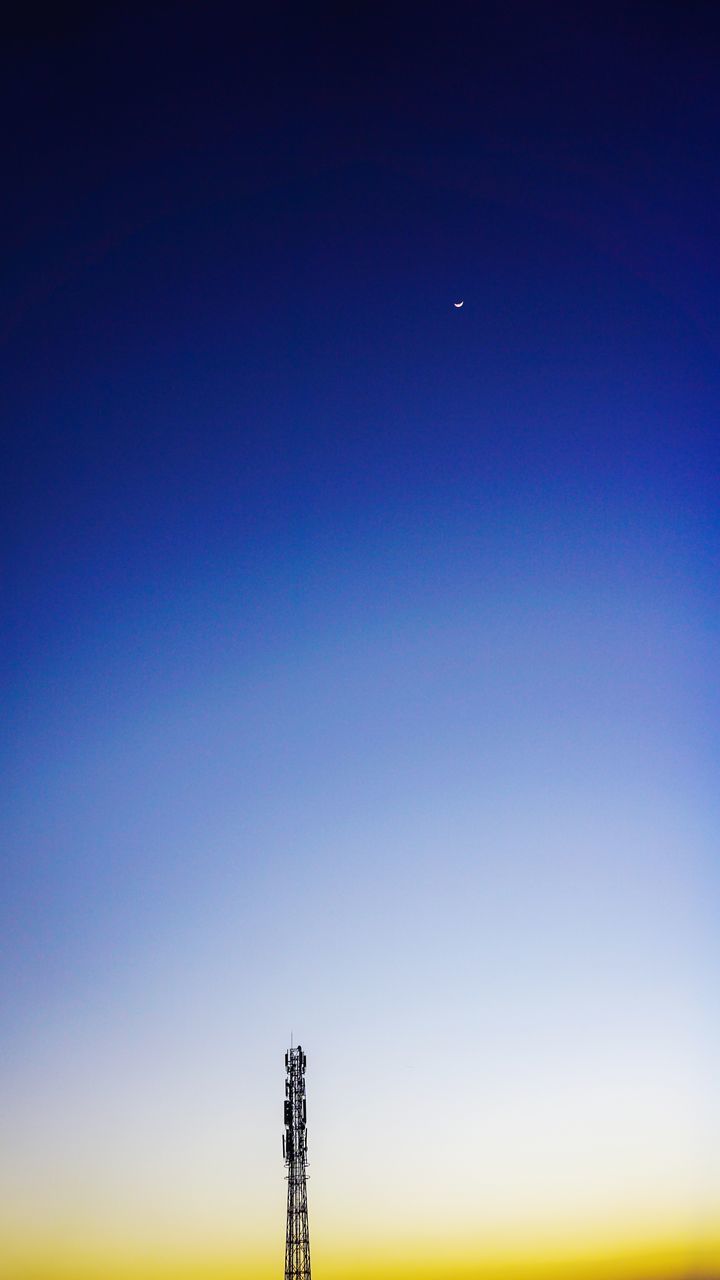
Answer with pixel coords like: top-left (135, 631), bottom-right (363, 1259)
top-left (283, 1044), bottom-right (311, 1280)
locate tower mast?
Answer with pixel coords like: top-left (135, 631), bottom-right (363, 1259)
top-left (283, 1043), bottom-right (311, 1280)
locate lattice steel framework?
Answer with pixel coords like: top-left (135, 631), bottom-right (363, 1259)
top-left (283, 1044), bottom-right (311, 1280)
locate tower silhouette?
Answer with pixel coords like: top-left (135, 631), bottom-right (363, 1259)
top-left (283, 1044), bottom-right (311, 1280)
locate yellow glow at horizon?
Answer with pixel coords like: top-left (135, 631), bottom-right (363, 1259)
top-left (1, 1228), bottom-right (719, 1280)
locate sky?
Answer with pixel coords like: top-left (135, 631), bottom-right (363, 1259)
top-left (1, 4), bottom-right (719, 1278)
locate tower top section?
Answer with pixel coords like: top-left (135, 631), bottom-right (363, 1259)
top-left (283, 1045), bottom-right (308, 1168)
top-left (285, 1044), bottom-right (306, 1072)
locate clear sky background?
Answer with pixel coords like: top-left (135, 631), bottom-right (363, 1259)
top-left (2, 5), bottom-right (719, 1278)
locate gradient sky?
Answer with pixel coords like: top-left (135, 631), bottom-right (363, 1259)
top-left (2, 5), bottom-right (719, 1279)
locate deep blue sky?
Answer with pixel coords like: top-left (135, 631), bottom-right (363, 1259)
top-left (4, 5), bottom-right (720, 590)
top-left (5, 2), bottom-right (719, 791)
top-left (1, 5), bottom-right (719, 1274)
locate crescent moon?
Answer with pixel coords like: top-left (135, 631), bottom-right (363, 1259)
top-left (453, 300), bottom-right (464, 308)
